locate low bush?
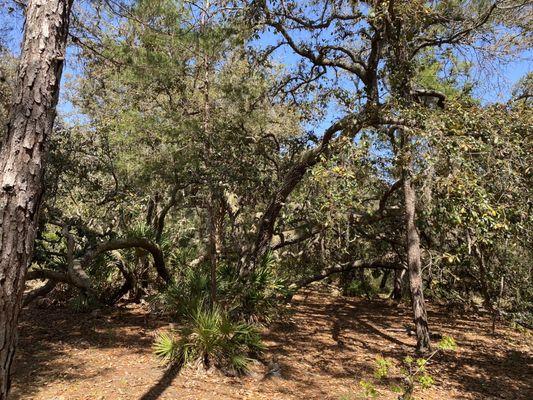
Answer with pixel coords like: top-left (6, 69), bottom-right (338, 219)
top-left (150, 265), bottom-right (209, 318)
top-left (219, 253), bottom-right (290, 322)
top-left (398, 336), bottom-right (457, 399)
top-left (153, 305), bottom-right (264, 375)
top-left (151, 252), bottom-right (289, 323)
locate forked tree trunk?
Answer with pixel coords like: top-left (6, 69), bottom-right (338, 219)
top-left (0, 0), bottom-right (73, 396)
top-left (403, 174), bottom-right (431, 353)
top-left (241, 112), bottom-right (371, 276)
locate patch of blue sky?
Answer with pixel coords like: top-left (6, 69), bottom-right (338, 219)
top-left (1, 1), bottom-right (530, 127)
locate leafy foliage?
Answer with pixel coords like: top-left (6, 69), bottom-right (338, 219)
top-left (153, 306), bottom-right (264, 374)
top-left (373, 356), bottom-right (392, 380)
top-left (151, 252), bottom-right (288, 323)
top-left (398, 336), bottom-right (458, 399)
top-left (9, 0), bottom-right (529, 385)
top-left (151, 265), bottom-right (209, 318)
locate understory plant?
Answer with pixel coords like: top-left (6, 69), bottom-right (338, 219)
top-left (374, 356), bottom-right (393, 380)
top-left (151, 252), bottom-right (288, 323)
top-left (359, 336), bottom-right (457, 399)
top-left (219, 253), bottom-right (290, 322)
top-left (398, 336), bottom-right (457, 400)
top-left (358, 379), bottom-right (379, 398)
top-left (68, 293), bottom-right (100, 312)
top-left (150, 265), bottom-right (209, 318)
top-left (153, 305), bottom-right (264, 375)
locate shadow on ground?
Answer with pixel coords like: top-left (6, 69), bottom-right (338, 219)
top-left (11, 305), bottom-right (168, 399)
top-left (264, 291), bottom-right (533, 400)
top-left (11, 290), bottom-right (533, 400)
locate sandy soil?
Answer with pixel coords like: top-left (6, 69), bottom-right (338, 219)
top-left (11, 289), bottom-right (533, 400)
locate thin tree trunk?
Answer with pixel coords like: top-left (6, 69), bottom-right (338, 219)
top-left (403, 174), bottom-right (431, 353)
top-left (0, 0), bottom-right (73, 396)
top-left (200, 0), bottom-right (216, 308)
top-left (357, 267), bottom-right (370, 298)
top-left (206, 196), bottom-right (218, 308)
top-left (391, 268), bottom-right (405, 300)
top-left (384, 0), bottom-right (432, 353)
top-left (132, 250), bottom-right (148, 302)
top-left (207, 203), bottom-right (217, 307)
top-left (379, 269), bottom-right (391, 291)
top-left (473, 243), bottom-right (492, 311)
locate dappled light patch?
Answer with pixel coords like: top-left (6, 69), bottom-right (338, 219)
top-left (12, 290), bottom-right (532, 400)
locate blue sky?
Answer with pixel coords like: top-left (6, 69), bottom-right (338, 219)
top-left (1, 1), bottom-right (531, 116)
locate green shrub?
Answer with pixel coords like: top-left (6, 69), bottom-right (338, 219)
top-left (437, 335), bottom-right (457, 351)
top-left (359, 379), bottom-right (378, 398)
top-left (398, 336), bottom-right (457, 399)
top-left (373, 356), bottom-right (392, 380)
top-left (344, 277), bottom-right (377, 298)
top-left (418, 373), bottom-right (435, 389)
top-left (153, 305), bottom-right (264, 374)
top-left (150, 265), bottom-right (209, 318)
top-left (68, 293), bottom-right (100, 312)
top-left (211, 252), bottom-right (289, 322)
top-left (151, 252), bottom-right (288, 323)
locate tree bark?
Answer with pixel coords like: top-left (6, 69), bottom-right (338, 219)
top-left (207, 202), bottom-right (218, 307)
top-left (0, 0), bottom-right (73, 396)
top-left (379, 269), bottom-right (391, 290)
top-left (403, 174), bottom-right (431, 353)
top-left (391, 267), bottom-right (405, 300)
top-left (241, 111), bottom-right (371, 275)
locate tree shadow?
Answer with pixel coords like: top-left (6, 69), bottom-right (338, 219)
top-left (262, 292), bottom-right (414, 398)
top-left (264, 290), bottom-right (532, 399)
top-left (11, 304), bottom-right (169, 399)
top-left (11, 290), bottom-right (532, 400)
top-left (138, 363), bottom-right (182, 400)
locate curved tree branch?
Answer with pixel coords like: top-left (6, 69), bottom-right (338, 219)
top-left (26, 237), bottom-right (171, 300)
top-left (271, 224), bottom-right (323, 250)
top-left (23, 280), bottom-right (58, 306)
top-left (80, 237), bottom-right (171, 284)
top-left (243, 108), bottom-right (375, 274)
top-left (292, 259), bottom-right (403, 292)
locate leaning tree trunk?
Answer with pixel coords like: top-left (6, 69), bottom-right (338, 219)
top-left (0, 0), bottom-right (73, 396)
top-left (403, 173), bottom-right (431, 353)
top-left (241, 111), bottom-right (371, 276)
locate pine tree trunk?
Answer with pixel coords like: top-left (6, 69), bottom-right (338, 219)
top-left (207, 202), bottom-right (218, 307)
top-left (403, 174), bottom-right (431, 353)
top-left (0, 0), bottom-right (73, 396)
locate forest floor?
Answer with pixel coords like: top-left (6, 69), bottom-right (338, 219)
top-left (11, 288), bottom-right (533, 400)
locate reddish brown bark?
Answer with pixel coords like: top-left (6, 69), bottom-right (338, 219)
top-left (0, 0), bottom-right (73, 396)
